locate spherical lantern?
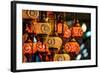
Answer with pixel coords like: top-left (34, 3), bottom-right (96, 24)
top-left (64, 39), bottom-right (80, 54)
top-left (23, 39), bottom-right (33, 55)
top-left (23, 43), bottom-right (33, 55)
top-left (71, 20), bottom-right (83, 38)
top-left (36, 42), bottom-right (45, 52)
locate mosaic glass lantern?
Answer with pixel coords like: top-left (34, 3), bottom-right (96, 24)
top-left (23, 39), bottom-right (33, 55)
top-left (64, 39), bottom-right (80, 54)
top-left (71, 20), bottom-right (83, 38)
top-left (54, 54), bottom-right (70, 61)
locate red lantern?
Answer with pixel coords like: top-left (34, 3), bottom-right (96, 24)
top-left (64, 39), bottom-right (80, 54)
top-left (71, 20), bottom-right (83, 37)
top-left (47, 11), bottom-right (54, 20)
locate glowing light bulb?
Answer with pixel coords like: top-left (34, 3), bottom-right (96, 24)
top-left (76, 54), bottom-right (81, 60)
top-left (83, 53), bottom-right (88, 57)
top-left (80, 44), bottom-right (85, 50)
top-left (82, 23), bottom-right (87, 32)
top-left (34, 37), bottom-right (37, 43)
top-left (86, 31), bottom-right (91, 37)
top-left (82, 49), bottom-right (87, 54)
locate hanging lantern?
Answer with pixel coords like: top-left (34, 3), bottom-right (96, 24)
top-left (36, 42), bottom-right (45, 52)
top-left (23, 39), bottom-right (33, 55)
top-left (47, 37), bottom-right (62, 50)
top-left (47, 11), bottom-right (54, 20)
top-left (22, 33), bottom-right (28, 43)
top-left (22, 10), bottom-right (39, 19)
top-left (23, 43), bottom-right (33, 55)
top-left (32, 22), bottom-right (51, 34)
top-left (71, 20), bottom-right (83, 37)
top-left (57, 23), bottom-right (63, 34)
top-left (57, 21), bottom-right (71, 38)
top-left (25, 24), bottom-right (33, 33)
top-left (23, 55), bottom-right (27, 63)
top-left (56, 14), bottom-right (63, 35)
top-left (63, 21), bottom-right (71, 38)
top-left (64, 39), bottom-right (80, 54)
top-left (46, 12), bottom-right (55, 35)
top-left (54, 54), bottom-right (70, 61)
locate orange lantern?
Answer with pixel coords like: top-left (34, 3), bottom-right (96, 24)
top-left (57, 21), bottom-right (71, 38)
top-left (25, 24), bottom-right (33, 33)
top-left (23, 43), bottom-right (33, 55)
top-left (63, 22), bottom-right (71, 38)
top-left (71, 20), bottom-right (83, 37)
top-left (23, 55), bottom-right (27, 63)
top-left (23, 39), bottom-right (33, 55)
top-left (22, 33), bottom-right (28, 43)
top-left (64, 39), bottom-right (80, 54)
top-left (36, 42), bottom-right (45, 52)
top-left (57, 23), bottom-right (63, 34)
top-left (22, 10), bottom-right (39, 19)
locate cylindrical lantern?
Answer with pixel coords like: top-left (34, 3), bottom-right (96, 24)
top-left (54, 54), bottom-right (70, 61)
top-left (32, 22), bottom-right (51, 34)
top-left (47, 37), bottom-right (62, 50)
top-left (22, 10), bottom-right (39, 19)
top-left (57, 23), bottom-right (63, 34)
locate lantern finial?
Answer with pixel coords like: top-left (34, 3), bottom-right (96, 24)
top-left (71, 38), bottom-right (76, 42)
top-left (76, 20), bottom-right (80, 27)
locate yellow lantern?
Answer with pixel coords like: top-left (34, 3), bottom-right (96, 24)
top-left (32, 22), bottom-right (51, 34)
top-left (47, 37), bottom-right (62, 50)
top-left (54, 54), bottom-right (70, 61)
top-left (22, 10), bottom-right (39, 19)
